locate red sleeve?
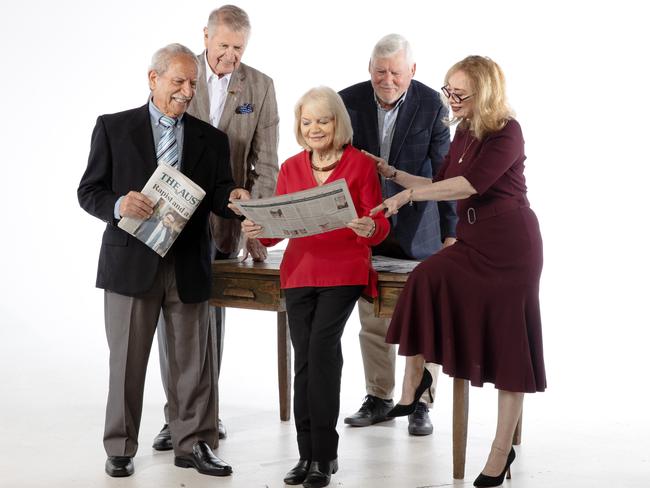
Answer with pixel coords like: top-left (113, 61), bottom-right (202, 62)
top-left (463, 120), bottom-right (524, 195)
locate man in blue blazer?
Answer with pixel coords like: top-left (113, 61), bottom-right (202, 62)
top-left (340, 34), bottom-right (457, 436)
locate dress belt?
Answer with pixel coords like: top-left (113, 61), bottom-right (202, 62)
top-left (466, 195), bottom-right (530, 224)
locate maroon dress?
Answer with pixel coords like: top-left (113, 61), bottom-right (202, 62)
top-left (385, 119), bottom-right (546, 392)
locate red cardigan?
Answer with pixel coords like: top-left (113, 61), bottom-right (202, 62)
top-left (259, 145), bottom-right (389, 296)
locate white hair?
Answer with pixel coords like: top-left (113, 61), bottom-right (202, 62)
top-left (149, 43), bottom-right (199, 75)
top-left (371, 33), bottom-right (414, 66)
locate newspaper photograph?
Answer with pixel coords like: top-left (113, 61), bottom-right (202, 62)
top-left (118, 164), bottom-right (206, 257)
top-left (232, 179), bottom-right (358, 238)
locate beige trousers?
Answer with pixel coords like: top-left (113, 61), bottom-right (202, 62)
top-left (358, 298), bottom-right (439, 405)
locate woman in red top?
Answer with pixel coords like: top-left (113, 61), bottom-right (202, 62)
top-left (371, 57), bottom-right (545, 487)
top-left (243, 86), bottom-right (389, 488)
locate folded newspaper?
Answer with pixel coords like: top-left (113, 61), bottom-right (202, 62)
top-left (232, 179), bottom-right (357, 238)
top-left (118, 164), bottom-right (206, 257)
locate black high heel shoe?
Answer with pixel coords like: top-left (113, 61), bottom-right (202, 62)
top-left (473, 447), bottom-right (515, 487)
top-left (385, 368), bottom-right (433, 417)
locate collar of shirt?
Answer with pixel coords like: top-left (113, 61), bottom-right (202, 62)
top-left (204, 52), bottom-right (232, 90)
top-left (374, 89), bottom-right (408, 113)
top-left (148, 98), bottom-right (185, 127)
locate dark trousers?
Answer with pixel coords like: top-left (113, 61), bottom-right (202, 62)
top-left (285, 285), bottom-right (364, 462)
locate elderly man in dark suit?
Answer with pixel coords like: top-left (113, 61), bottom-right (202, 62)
top-left (78, 43), bottom-right (249, 478)
top-left (152, 4), bottom-right (279, 450)
top-left (340, 34), bottom-right (458, 436)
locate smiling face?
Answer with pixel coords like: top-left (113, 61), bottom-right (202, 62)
top-left (149, 55), bottom-right (197, 117)
top-left (299, 102), bottom-right (335, 154)
top-left (369, 50), bottom-right (415, 108)
top-left (445, 70), bottom-right (475, 119)
top-left (204, 24), bottom-right (247, 77)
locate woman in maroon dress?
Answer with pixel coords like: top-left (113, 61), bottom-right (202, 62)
top-left (371, 56), bottom-right (545, 487)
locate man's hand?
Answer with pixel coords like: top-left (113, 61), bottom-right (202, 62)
top-left (119, 191), bottom-right (154, 219)
top-left (228, 188), bottom-right (251, 215)
top-left (241, 236), bottom-right (268, 262)
top-left (442, 237), bottom-right (457, 249)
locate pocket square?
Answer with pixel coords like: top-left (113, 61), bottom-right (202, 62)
top-left (235, 103), bottom-right (254, 114)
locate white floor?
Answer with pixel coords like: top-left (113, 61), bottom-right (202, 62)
top-left (1, 306), bottom-right (648, 488)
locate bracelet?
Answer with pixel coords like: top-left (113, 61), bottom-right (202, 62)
top-left (385, 166), bottom-right (398, 180)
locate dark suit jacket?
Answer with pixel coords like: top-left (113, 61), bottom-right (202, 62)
top-left (339, 80), bottom-right (458, 259)
top-left (78, 104), bottom-right (237, 303)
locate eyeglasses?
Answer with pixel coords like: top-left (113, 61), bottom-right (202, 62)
top-left (441, 86), bottom-right (473, 104)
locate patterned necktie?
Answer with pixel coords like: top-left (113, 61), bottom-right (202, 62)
top-left (157, 115), bottom-right (179, 167)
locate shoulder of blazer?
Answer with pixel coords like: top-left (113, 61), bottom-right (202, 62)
top-left (100, 104), bottom-right (149, 130)
top-left (339, 81), bottom-right (373, 109)
top-left (236, 62), bottom-right (274, 87)
top-left (406, 80), bottom-right (443, 108)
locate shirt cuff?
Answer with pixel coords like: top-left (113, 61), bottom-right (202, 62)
top-left (114, 196), bottom-right (124, 220)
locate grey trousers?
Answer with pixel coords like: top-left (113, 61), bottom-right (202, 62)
top-left (103, 258), bottom-right (217, 457)
top-left (157, 249), bottom-right (233, 424)
top-left (357, 298), bottom-right (439, 404)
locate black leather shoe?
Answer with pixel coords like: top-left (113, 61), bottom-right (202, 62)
top-left (174, 441), bottom-right (232, 476)
top-left (218, 418), bottom-right (227, 439)
top-left (344, 395), bottom-right (394, 427)
top-left (152, 423), bottom-right (172, 451)
top-left (283, 459), bottom-right (311, 485)
top-left (408, 401), bottom-right (433, 436)
top-left (105, 456), bottom-right (134, 477)
top-left (386, 369), bottom-right (433, 418)
top-left (303, 459), bottom-right (338, 488)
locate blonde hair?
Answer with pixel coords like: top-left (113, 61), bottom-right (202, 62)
top-left (444, 55), bottom-right (513, 140)
top-left (294, 87), bottom-right (353, 151)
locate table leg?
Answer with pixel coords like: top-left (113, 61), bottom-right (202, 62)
top-left (277, 311), bottom-right (291, 421)
top-left (453, 378), bottom-right (469, 479)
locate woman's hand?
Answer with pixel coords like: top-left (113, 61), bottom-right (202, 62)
top-left (370, 189), bottom-right (412, 217)
top-left (241, 219), bottom-right (264, 239)
top-left (362, 150), bottom-right (396, 179)
top-left (347, 216), bottom-right (376, 238)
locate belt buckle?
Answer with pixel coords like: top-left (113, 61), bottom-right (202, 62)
top-left (467, 207), bottom-right (476, 224)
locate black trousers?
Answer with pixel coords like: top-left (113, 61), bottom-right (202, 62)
top-left (285, 285), bottom-right (364, 462)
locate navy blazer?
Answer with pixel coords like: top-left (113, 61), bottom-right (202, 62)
top-left (78, 104), bottom-right (237, 303)
top-left (339, 80), bottom-right (457, 259)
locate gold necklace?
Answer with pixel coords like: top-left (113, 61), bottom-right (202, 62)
top-left (458, 131), bottom-right (475, 164)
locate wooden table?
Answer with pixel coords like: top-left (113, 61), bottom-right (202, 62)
top-left (210, 250), bottom-right (517, 479)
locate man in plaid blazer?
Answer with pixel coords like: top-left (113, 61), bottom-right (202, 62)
top-left (153, 5), bottom-right (279, 450)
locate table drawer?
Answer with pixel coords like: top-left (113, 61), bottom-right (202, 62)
top-left (211, 274), bottom-right (284, 312)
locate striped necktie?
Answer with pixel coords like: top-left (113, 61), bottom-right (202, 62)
top-left (157, 115), bottom-right (179, 168)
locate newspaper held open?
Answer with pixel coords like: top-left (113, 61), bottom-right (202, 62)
top-left (232, 179), bottom-right (358, 238)
top-left (118, 164), bottom-right (206, 257)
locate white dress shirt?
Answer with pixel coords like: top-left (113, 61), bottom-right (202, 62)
top-left (204, 53), bottom-right (232, 127)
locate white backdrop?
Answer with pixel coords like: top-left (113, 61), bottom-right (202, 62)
top-left (0, 0), bottom-right (649, 483)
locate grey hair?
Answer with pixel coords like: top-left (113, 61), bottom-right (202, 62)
top-left (207, 4), bottom-right (251, 39)
top-left (371, 33), bottom-right (414, 66)
top-left (149, 43), bottom-right (199, 75)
